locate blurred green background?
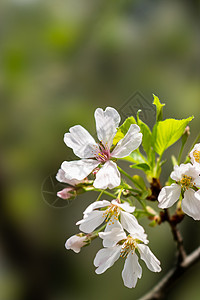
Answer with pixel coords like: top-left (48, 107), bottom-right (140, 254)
top-left (0, 0), bottom-right (200, 299)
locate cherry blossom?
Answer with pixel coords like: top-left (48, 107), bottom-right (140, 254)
top-left (94, 225), bottom-right (161, 288)
top-left (76, 200), bottom-right (145, 245)
top-left (189, 143), bottom-right (200, 166)
top-left (59, 107), bottom-right (142, 189)
top-left (158, 163), bottom-right (200, 220)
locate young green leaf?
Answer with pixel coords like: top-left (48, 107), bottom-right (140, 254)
top-left (153, 94), bottom-right (165, 122)
top-left (152, 117), bottom-right (194, 156)
top-left (130, 163), bottom-right (150, 172)
top-left (121, 149), bottom-right (147, 164)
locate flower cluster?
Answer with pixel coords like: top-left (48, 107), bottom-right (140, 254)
top-left (58, 107), bottom-right (161, 288)
top-left (95, 223), bottom-right (161, 288)
top-left (56, 103), bottom-right (200, 291)
top-left (158, 144), bottom-right (200, 220)
top-left (67, 197), bottom-right (161, 288)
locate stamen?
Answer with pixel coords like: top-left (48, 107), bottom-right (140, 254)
top-left (193, 150), bottom-right (200, 163)
top-left (103, 204), bottom-right (121, 224)
top-left (180, 175), bottom-right (193, 189)
top-left (120, 236), bottom-right (137, 258)
top-left (93, 142), bottom-right (111, 162)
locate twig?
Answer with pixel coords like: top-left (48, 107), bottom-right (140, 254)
top-left (169, 222), bottom-right (186, 262)
top-left (138, 246), bottom-right (200, 300)
top-left (161, 209), bottom-right (186, 262)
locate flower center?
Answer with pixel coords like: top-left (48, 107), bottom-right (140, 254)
top-left (120, 236), bottom-right (137, 258)
top-left (180, 175), bottom-right (193, 189)
top-left (103, 204), bottom-right (120, 224)
top-left (93, 142), bottom-right (111, 162)
top-left (193, 150), bottom-right (200, 163)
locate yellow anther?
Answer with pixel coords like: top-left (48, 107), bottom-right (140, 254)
top-left (193, 150), bottom-right (200, 163)
top-left (180, 175), bottom-right (193, 189)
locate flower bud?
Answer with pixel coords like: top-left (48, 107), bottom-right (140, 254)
top-left (65, 234), bottom-right (87, 253)
top-left (57, 187), bottom-right (76, 200)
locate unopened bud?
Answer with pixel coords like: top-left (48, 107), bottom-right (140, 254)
top-left (65, 234), bottom-right (88, 253)
top-left (146, 206), bottom-right (157, 216)
top-left (183, 126), bottom-right (190, 136)
top-left (57, 187), bottom-right (76, 200)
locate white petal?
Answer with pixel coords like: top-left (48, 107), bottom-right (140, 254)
top-left (130, 232), bottom-right (148, 244)
top-left (112, 199), bottom-right (135, 213)
top-left (94, 246), bottom-right (121, 274)
top-left (93, 161), bottom-right (121, 189)
top-left (181, 189), bottom-right (200, 220)
top-left (170, 163), bottom-right (192, 181)
top-left (65, 235), bottom-right (86, 253)
top-left (120, 211), bottom-right (146, 236)
top-left (99, 221), bottom-right (126, 247)
top-left (61, 159), bottom-right (99, 180)
top-left (111, 124), bottom-right (142, 158)
top-left (94, 107), bottom-right (120, 147)
top-left (122, 251), bottom-right (142, 288)
top-left (183, 164), bottom-right (200, 185)
top-left (137, 244), bottom-right (161, 272)
top-left (83, 200), bottom-right (110, 216)
top-left (193, 176), bottom-right (200, 188)
top-left (56, 168), bottom-right (83, 185)
top-left (158, 184), bottom-right (181, 209)
top-left (64, 125), bottom-right (98, 158)
top-left (76, 210), bottom-right (105, 233)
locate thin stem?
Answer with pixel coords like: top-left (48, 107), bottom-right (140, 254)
top-left (164, 209), bottom-right (186, 262)
top-left (117, 166), bottom-right (141, 188)
top-left (177, 142), bottom-right (185, 164)
top-left (116, 188), bottom-right (123, 203)
top-left (89, 224), bottom-right (106, 241)
top-left (155, 154), bottom-right (163, 178)
top-left (93, 188), bottom-right (116, 199)
top-left (135, 195), bottom-right (147, 211)
top-left (170, 224), bottom-right (187, 262)
top-left (96, 190), bottom-right (104, 202)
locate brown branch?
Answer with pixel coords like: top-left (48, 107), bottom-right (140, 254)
top-left (160, 209), bottom-right (186, 262)
top-left (138, 246), bottom-right (200, 300)
top-left (169, 221), bottom-right (187, 262)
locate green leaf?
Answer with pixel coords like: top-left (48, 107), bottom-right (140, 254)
top-left (137, 110), bottom-right (152, 159)
top-left (113, 116), bottom-right (136, 145)
top-left (152, 117), bottom-right (194, 156)
top-left (153, 94), bottom-right (165, 122)
top-left (121, 150), bottom-right (147, 164)
top-left (130, 163), bottom-right (150, 172)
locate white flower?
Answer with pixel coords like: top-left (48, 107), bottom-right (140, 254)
top-left (189, 143), bottom-right (200, 166)
top-left (76, 200), bottom-right (145, 244)
top-left (158, 163), bottom-right (200, 220)
top-left (60, 107), bottom-right (142, 189)
top-left (94, 226), bottom-right (161, 288)
top-left (65, 234), bottom-right (88, 253)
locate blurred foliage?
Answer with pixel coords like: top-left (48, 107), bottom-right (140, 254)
top-left (0, 0), bottom-right (200, 299)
